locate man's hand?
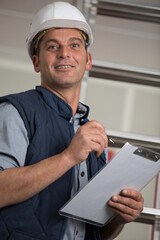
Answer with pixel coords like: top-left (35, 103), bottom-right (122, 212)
top-left (108, 189), bottom-right (144, 223)
top-left (100, 189), bottom-right (144, 239)
top-left (64, 120), bottom-right (108, 166)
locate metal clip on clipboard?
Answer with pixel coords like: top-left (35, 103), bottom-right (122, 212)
top-left (134, 147), bottom-right (160, 162)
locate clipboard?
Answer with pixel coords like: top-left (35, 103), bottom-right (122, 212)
top-left (59, 143), bottom-right (160, 227)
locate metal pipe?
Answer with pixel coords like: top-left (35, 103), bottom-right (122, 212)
top-left (136, 207), bottom-right (160, 225)
top-left (106, 129), bottom-right (160, 153)
top-left (97, 1), bottom-right (160, 23)
top-left (90, 61), bottom-right (160, 87)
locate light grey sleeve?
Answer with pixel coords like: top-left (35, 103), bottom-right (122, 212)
top-left (0, 102), bottom-right (29, 172)
top-left (104, 148), bottom-right (108, 164)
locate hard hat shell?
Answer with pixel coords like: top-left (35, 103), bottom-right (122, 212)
top-left (26, 1), bottom-right (93, 58)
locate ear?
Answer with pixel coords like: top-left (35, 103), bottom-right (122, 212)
top-left (32, 55), bottom-right (40, 73)
top-left (86, 52), bottom-right (92, 71)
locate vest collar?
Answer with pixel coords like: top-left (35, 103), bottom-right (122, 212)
top-left (36, 86), bottom-right (89, 121)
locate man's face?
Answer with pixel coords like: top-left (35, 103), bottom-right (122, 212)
top-left (32, 28), bottom-right (92, 91)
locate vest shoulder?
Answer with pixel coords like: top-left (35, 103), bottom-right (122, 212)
top-left (0, 89), bottom-right (46, 141)
top-left (0, 89), bottom-right (42, 110)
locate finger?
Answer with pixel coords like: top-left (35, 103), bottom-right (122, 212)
top-left (75, 120), bottom-right (108, 159)
top-left (88, 120), bottom-right (106, 131)
top-left (109, 196), bottom-right (140, 213)
top-left (108, 194), bottom-right (144, 223)
top-left (91, 132), bottom-right (108, 147)
top-left (79, 121), bottom-right (105, 137)
top-left (120, 189), bottom-right (144, 202)
top-left (108, 198), bottom-right (141, 222)
top-left (109, 193), bottom-right (143, 211)
top-left (109, 206), bottom-right (137, 223)
top-left (78, 129), bottom-right (108, 150)
top-left (90, 135), bottom-right (107, 157)
top-left (79, 121), bottom-right (108, 150)
top-left (84, 120), bottom-right (107, 136)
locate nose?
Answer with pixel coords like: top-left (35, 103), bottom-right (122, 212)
top-left (57, 46), bottom-right (70, 59)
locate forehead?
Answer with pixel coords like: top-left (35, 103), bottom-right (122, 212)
top-left (42, 28), bottom-right (84, 43)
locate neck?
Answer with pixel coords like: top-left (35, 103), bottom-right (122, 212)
top-left (42, 83), bottom-right (80, 115)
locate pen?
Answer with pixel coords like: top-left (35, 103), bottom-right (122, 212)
top-left (80, 119), bottom-right (114, 144)
top-left (108, 138), bottom-right (114, 144)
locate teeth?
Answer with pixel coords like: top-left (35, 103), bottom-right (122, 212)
top-left (56, 65), bottom-right (72, 69)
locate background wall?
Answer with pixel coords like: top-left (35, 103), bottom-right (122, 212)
top-left (1, 0), bottom-right (160, 239)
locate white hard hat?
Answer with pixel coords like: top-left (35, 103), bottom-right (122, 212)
top-left (26, 1), bottom-right (93, 58)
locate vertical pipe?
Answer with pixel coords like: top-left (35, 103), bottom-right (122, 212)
top-left (152, 173), bottom-right (160, 240)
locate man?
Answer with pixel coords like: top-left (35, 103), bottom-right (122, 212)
top-left (0, 2), bottom-right (143, 240)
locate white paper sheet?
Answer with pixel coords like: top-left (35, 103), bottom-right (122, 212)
top-left (59, 143), bottom-right (160, 226)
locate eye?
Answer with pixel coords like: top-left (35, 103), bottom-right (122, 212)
top-left (48, 45), bottom-right (58, 50)
top-left (47, 43), bottom-right (59, 51)
top-left (71, 43), bottom-right (79, 48)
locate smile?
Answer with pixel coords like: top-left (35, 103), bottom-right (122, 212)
top-left (55, 65), bottom-right (73, 69)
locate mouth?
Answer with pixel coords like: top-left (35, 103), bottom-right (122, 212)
top-left (55, 65), bottom-right (74, 69)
